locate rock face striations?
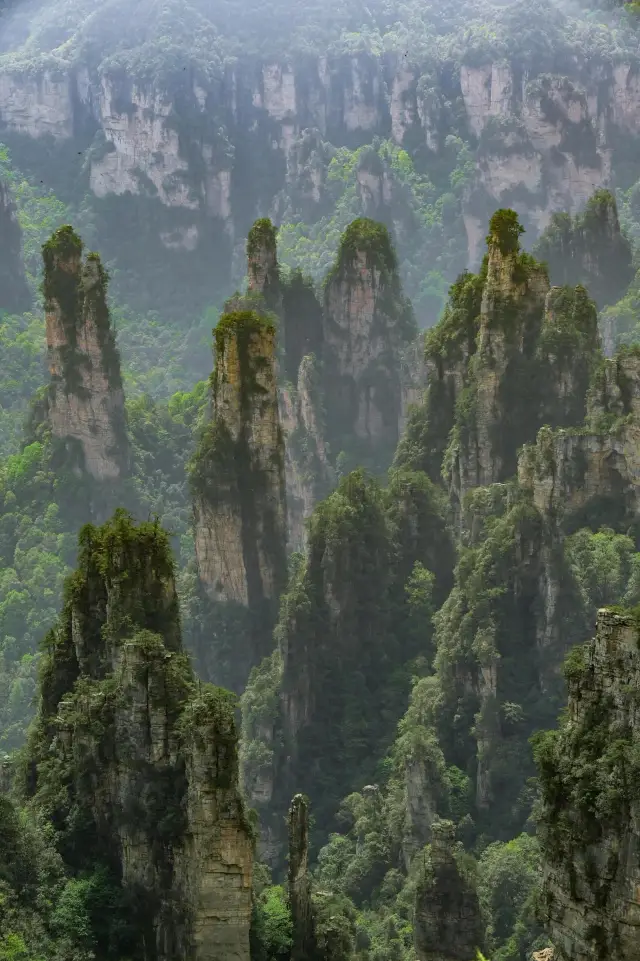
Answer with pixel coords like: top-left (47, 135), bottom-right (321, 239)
top-left (42, 225), bottom-right (129, 485)
top-left (190, 308), bottom-right (287, 687)
top-left (397, 209), bottom-right (601, 516)
top-left (535, 607), bottom-right (640, 961)
top-left (323, 218), bottom-right (416, 471)
top-left (27, 510), bottom-right (254, 961)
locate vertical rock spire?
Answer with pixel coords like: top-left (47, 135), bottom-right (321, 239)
top-left (288, 794), bottom-right (317, 961)
top-left (28, 510), bottom-right (254, 961)
top-left (190, 309), bottom-right (287, 681)
top-left (323, 217), bottom-right (416, 471)
top-left (42, 225), bottom-right (129, 483)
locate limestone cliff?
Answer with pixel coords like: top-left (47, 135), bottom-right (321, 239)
top-left (0, 43), bottom-right (636, 278)
top-left (413, 820), bottom-right (484, 961)
top-left (0, 176), bottom-right (30, 312)
top-left (518, 347), bottom-right (640, 531)
top-left (190, 309), bottom-right (287, 682)
top-left (42, 225), bottom-right (129, 485)
top-left (535, 608), bottom-right (640, 961)
top-left (323, 218), bottom-right (416, 470)
top-left (27, 510), bottom-right (254, 961)
top-left (398, 210), bottom-right (601, 515)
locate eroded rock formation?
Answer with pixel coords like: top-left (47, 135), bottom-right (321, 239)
top-left (0, 45), bottom-right (635, 274)
top-left (27, 510), bottom-right (254, 961)
top-left (413, 819), bottom-right (484, 961)
top-left (323, 217), bottom-right (416, 470)
top-left (190, 308), bottom-right (287, 686)
top-left (398, 210), bottom-right (601, 516)
top-left (288, 794), bottom-right (317, 961)
top-left (42, 225), bottom-right (129, 483)
top-left (535, 607), bottom-right (640, 961)
top-left (534, 190), bottom-right (633, 311)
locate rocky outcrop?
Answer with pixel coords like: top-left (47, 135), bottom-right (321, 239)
top-left (190, 309), bottom-right (287, 673)
top-left (323, 217), bottom-right (416, 469)
top-left (2, 37), bottom-right (640, 281)
top-left (399, 210), bottom-right (601, 514)
top-left (413, 820), bottom-right (484, 961)
top-left (518, 348), bottom-right (640, 527)
top-left (535, 607), bottom-right (640, 961)
top-left (241, 467), bottom-right (453, 863)
top-left (28, 510), bottom-right (253, 961)
top-left (462, 70), bottom-right (613, 266)
top-left (0, 176), bottom-right (30, 312)
top-left (288, 794), bottom-right (317, 961)
top-left (246, 218), bottom-right (282, 316)
top-left (534, 190), bottom-right (633, 311)
top-left (42, 225), bottom-right (129, 483)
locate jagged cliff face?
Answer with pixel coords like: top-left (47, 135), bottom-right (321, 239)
top-left (279, 354), bottom-right (334, 553)
top-left (192, 309), bottom-right (287, 607)
top-left (0, 39), bottom-right (635, 281)
top-left (535, 608), bottom-right (640, 961)
top-left (323, 218), bottom-right (416, 469)
top-left (190, 309), bottom-right (287, 686)
top-left (0, 176), bottom-right (30, 312)
top-left (398, 210), bottom-right (601, 516)
top-left (42, 225), bottom-right (129, 485)
top-left (28, 511), bottom-right (253, 961)
top-left (518, 348), bottom-right (640, 529)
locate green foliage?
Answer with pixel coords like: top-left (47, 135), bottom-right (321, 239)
top-left (486, 210), bottom-right (525, 257)
top-left (248, 219), bottom-right (278, 261)
top-left (477, 834), bottom-right (542, 959)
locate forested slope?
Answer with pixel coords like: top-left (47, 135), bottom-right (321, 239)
top-left (3, 1), bottom-right (640, 961)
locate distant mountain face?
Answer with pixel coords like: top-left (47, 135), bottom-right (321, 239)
top-left (0, 0), bottom-right (638, 321)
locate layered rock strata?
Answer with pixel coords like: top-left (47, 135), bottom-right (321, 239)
top-left (28, 510), bottom-right (254, 961)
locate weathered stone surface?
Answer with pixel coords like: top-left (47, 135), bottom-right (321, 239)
top-left (0, 47), bottom-right (637, 267)
top-left (192, 310), bottom-right (287, 612)
top-left (42, 226), bottom-right (129, 483)
top-left (30, 512), bottom-right (253, 961)
top-left (323, 218), bottom-right (415, 468)
top-left (288, 794), bottom-right (317, 961)
top-left (279, 354), bottom-right (333, 553)
top-left (537, 608), bottom-right (640, 961)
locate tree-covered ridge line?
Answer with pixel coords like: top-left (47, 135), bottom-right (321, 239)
top-left (1, 0), bottom-right (639, 71)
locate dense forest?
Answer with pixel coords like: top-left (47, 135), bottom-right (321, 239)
top-left (2, 0), bottom-right (640, 960)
